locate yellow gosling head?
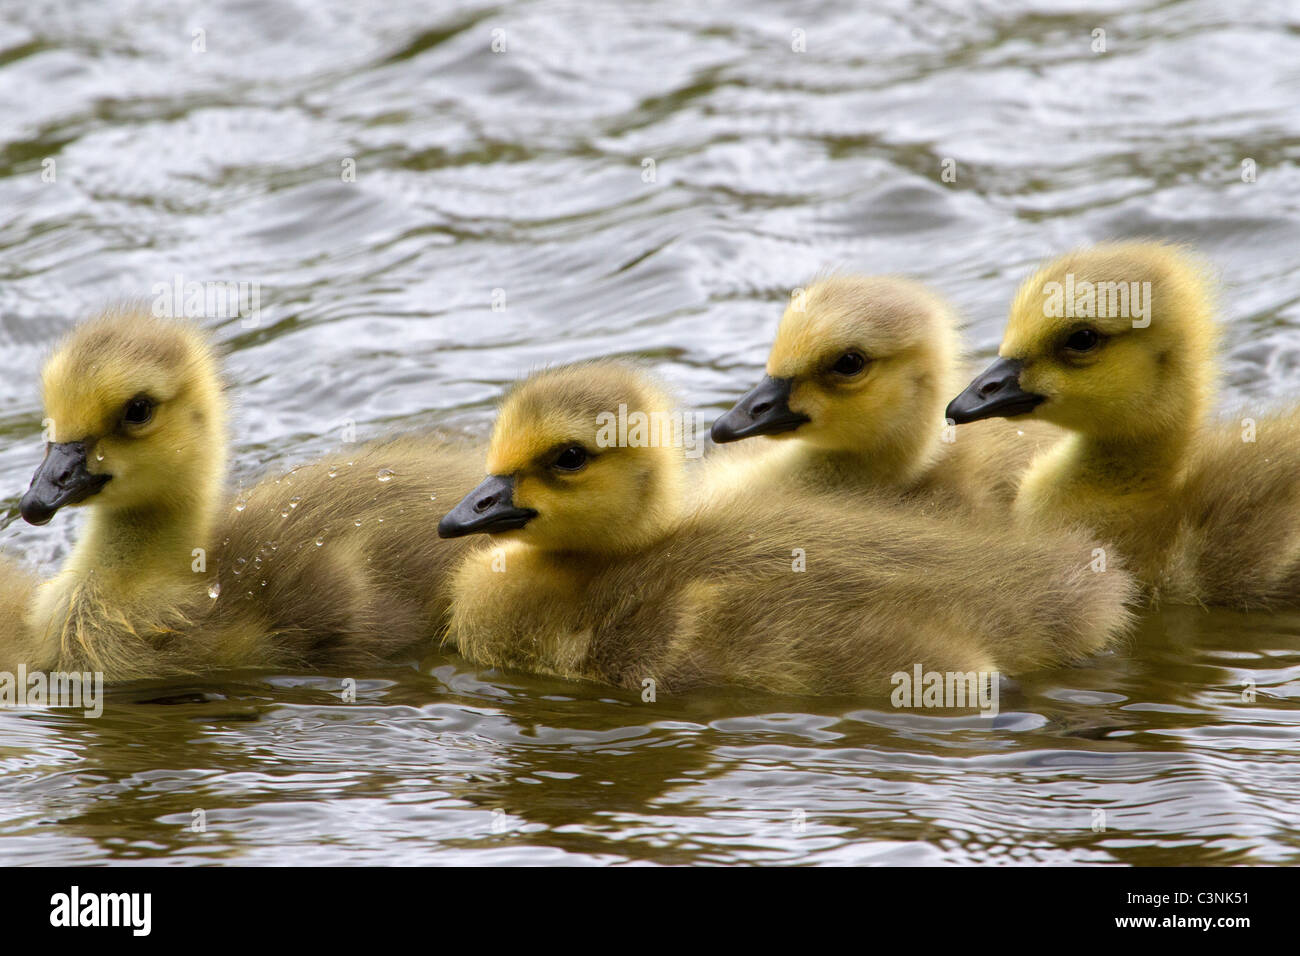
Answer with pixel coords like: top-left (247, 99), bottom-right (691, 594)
top-left (438, 362), bottom-right (687, 554)
top-left (712, 275), bottom-right (961, 479)
top-left (21, 305), bottom-right (227, 528)
top-left (947, 241), bottom-right (1220, 444)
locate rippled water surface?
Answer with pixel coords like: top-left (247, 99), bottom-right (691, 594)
top-left (2, 0), bottom-right (1300, 865)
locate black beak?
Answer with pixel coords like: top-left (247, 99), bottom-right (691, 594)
top-left (20, 440), bottom-right (111, 526)
top-left (437, 474), bottom-right (538, 539)
top-left (711, 375), bottom-right (810, 443)
top-left (946, 358), bottom-right (1046, 425)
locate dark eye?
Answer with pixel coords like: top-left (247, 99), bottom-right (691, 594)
top-left (552, 445), bottom-right (588, 472)
top-left (831, 351), bottom-right (867, 376)
top-left (1064, 329), bottom-right (1100, 353)
top-left (123, 396), bottom-right (155, 426)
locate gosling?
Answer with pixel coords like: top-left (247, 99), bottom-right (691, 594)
top-left (438, 362), bottom-right (1136, 696)
top-left (8, 306), bottom-right (482, 680)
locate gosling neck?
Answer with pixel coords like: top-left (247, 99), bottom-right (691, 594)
top-left (800, 415), bottom-right (944, 492)
top-left (71, 500), bottom-right (212, 588)
top-left (1066, 353), bottom-right (1211, 496)
top-left (1065, 427), bottom-right (1191, 495)
top-left (62, 455), bottom-right (225, 601)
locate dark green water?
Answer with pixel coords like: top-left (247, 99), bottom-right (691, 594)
top-left (1, 0), bottom-right (1298, 864)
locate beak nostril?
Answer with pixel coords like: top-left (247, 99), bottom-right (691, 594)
top-left (750, 401), bottom-right (772, 416)
top-left (979, 381), bottom-right (1001, 397)
top-left (473, 495), bottom-right (497, 514)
